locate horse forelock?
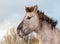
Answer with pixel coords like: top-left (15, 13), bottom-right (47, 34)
top-left (25, 6), bottom-right (34, 12)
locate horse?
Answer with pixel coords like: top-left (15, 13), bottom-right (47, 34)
top-left (17, 5), bottom-right (60, 44)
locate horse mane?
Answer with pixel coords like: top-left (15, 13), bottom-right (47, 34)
top-left (37, 10), bottom-right (57, 29)
top-left (25, 6), bottom-right (58, 29)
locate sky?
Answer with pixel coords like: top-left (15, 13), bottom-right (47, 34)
top-left (0, 0), bottom-right (60, 40)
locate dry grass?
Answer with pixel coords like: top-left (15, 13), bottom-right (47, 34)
top-left (30, 39), bottom-right (39, 44)
top-left (3, 28), bottom-right (39, 44)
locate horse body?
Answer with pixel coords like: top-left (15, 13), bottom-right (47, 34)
top-left (17, 5), bottom-right (60, 44)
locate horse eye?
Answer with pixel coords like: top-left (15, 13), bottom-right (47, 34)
top-left (27, 16), bottom-right (31, 20)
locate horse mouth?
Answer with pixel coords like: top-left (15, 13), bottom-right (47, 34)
top-left (18, 31), bottom-right (25, 38)
top-left (18, 30), bottom-right (28, 38)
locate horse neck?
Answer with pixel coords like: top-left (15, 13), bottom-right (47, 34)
top-left (35, 21), bottom-right (60, 44)
top-left (41, 22), bottom-right (60, 33)
top-left (42, 21), bottom-right (52, 31)
top-left (35, 21), bottom-right (52, 34)
top-left (35, 21), bottom-right (53, 40)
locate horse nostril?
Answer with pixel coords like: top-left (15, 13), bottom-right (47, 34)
top-left (27, 16), bottom-right (31, 19)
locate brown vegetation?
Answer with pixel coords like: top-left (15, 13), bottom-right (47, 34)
top-left (3, 28), bottom-right (39, 44)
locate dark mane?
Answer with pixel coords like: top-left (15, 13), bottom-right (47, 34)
top-left (25, 6), bottom-right (57, 29)
top-left (37, 10), bottom-right (57, 29)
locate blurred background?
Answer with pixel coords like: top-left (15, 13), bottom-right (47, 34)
top-left (0, 0), bottom-right (60, 44)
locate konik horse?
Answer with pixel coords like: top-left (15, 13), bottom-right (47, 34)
top-left (17, 5), bottom-right (60, 44)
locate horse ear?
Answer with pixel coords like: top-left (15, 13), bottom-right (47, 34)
top-left (33, 5), bottom-right (38, 13)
